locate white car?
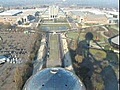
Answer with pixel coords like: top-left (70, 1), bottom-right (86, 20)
top-left (0, 56), bottom-right (7, 64)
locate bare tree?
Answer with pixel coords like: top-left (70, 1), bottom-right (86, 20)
top-left (14, 67), bottom-right (23, 90)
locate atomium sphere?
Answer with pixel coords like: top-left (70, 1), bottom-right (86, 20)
top-left (23, 68), bottom-right (86, 90)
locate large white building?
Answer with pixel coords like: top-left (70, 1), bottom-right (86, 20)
top-left (49, 5), bottom-right (59, 19)
top-left (0, 9), bottom-right (39, 25)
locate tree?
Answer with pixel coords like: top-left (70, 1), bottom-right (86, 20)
top-left (104, 45), bottom-right (111, 51)
top-left (0, 36), bottom-right (3, 48)
top-left (18, 20), bottom-right (22, 25)
top-left (14, 67), bottom-right (23, 90)
top-left (0, 22), bottom-right (4, 29)
top-left (85, 32), bottom-right (94, 41)
top-left (4, 23), bottom-right (12, 29)
top-left (21, 18), bottom-right (24, 23)
top-left (75, 54), bottom-right (83, 63)
top-left (14, 63), bottom-right (33, 90)
top-left (35, 11), bottom-right (40, 16)
top-left (27, 15), bottom-right (35, 21)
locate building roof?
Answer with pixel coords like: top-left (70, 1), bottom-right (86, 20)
top-left (69, 9), bottom-right (105, 15)
top-left (23, 68), bottom-right (86, 90)
top-left (0, 10), bottom-right (23, 16)
top-left (87, 9), bottom-right (105, 15)
top-left (0, 8), bottom-right (46, 16)
top-left (105, 11), bottom-right (119, 16)
top-left (85, 13), bottom-right (107, 21)
top-left (71, 11), bottom-right (86, 17)
top-left (111, 35), bottom-right (119, 45)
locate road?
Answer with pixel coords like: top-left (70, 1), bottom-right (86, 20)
top-left (67, 17), bottom-right (77, 28)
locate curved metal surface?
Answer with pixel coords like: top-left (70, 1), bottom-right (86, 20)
top-left (23, 68), bottom-right (86, 90)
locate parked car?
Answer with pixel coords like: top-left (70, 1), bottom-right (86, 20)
top-left (0, 56), bottom-right (8, 64)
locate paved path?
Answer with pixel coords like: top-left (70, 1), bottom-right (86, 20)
top-left (61, 34), bottom-right (74, 72)
top-left (33, 36), bottom-right (46, 74)
top-left (42, 23), bottom-right (68, 25)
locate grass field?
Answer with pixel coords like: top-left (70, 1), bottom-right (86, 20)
top-left (66, 26), bottom-right (110, 44)
top-left (67, 32), bottom-right (79, 39)
top-left (105, 25), bottom-right (119, 37)
top-left (90, 49), bottom-right (106, 61)
top-left (67, 32), bottom-right (86, 40)
top-left (47, 34), bottom-right (61, 67)
top-left (84, 23), bottom-right (99, 26)
top-left (39, 24), bottom-right (70, 31)
top-left (49, 34), bottom-right (60, 60)
top-left (109, 24), bottom-right (119, 31)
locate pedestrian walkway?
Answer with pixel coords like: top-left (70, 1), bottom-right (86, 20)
top-left (33, 36), bottom-right (46, 74)
top-left (61, 34), bottom-right (74, 72)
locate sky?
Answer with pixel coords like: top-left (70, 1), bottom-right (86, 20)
top-left (0, 0), bottom-right (119, 8)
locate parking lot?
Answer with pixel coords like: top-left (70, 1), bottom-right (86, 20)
top-left (0, 29), bottom-right (37, 63)
top-left (0, 29), bottom-right (38, 90)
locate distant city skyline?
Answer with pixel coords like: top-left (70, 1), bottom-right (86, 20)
top-left (0, 0), bottom-right (119, 9)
